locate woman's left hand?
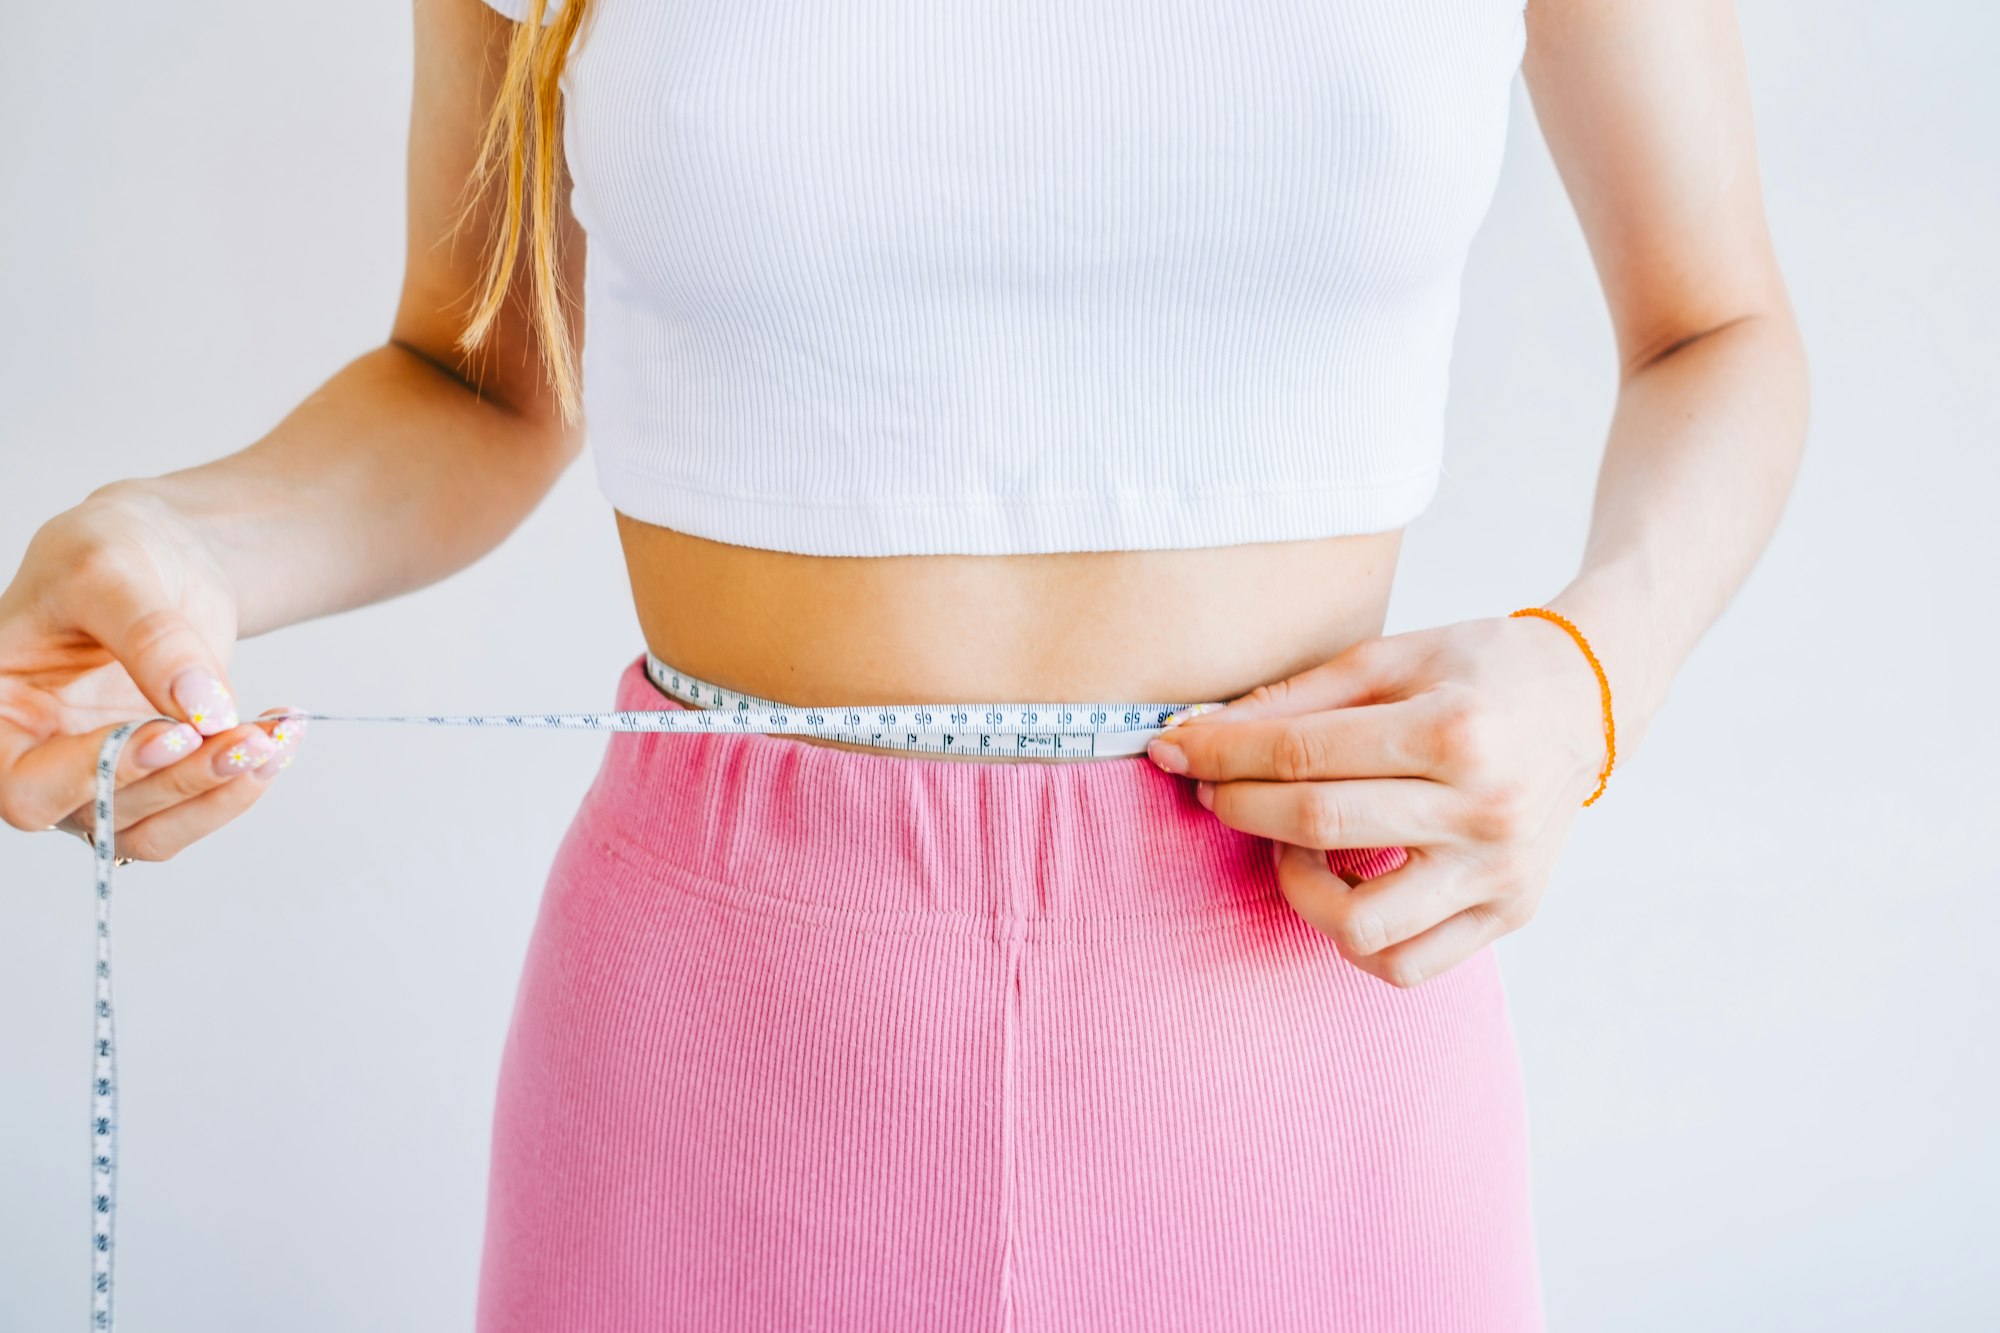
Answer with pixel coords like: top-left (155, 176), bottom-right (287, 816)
top-left (1145, 613), bottom-right (1612, 989)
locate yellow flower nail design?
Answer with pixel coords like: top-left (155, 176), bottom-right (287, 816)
top-left (1161, 702), bottom-right (1221, 729)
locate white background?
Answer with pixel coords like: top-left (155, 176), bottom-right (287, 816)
top-left (3, 2), bottom-right (1994, 1328)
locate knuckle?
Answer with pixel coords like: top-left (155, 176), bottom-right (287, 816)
top-left (1271, 720), bottom-right (1326, 782)
top-left (1336, 908), bottom-right (1389, 957)
top-left (118, 606), bottom-right (196, 668)
top-left (1341, 634), bottom-right (1399, 685)
top-left (1485, 846), bottom-right (1538, 900)
top-left (1298, 786), bottom-right (1347, 848)
top-left (1492, 895), bottom-right (1536, 932)
top-left (1429, 687), bottom-right (1496, 774)
top-left (67, 537), bottom-right (147, 597)
top-left (115, 830), bottom-right (158, 862)
top-left (123, 821), bottom-right (191, 862)
top-left (1423, 692), bottom-right (1470, 764)
top-left (1467, 780), bottom-right (1533, 842)
top-left (1239, 678), bottom-right (1293, 714)
top-left (1378, 955), bottom-right (1429, 990)
top-left (1380, 721), bottom-right (1426, 776)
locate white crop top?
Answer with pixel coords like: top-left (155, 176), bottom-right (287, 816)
top-left (476, 0), bottom-right (1528, 556)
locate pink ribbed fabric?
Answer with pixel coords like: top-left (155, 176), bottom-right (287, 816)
top-left (475, 652), bottom-right (1543, 1332)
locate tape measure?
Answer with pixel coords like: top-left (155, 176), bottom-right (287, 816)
top-left (74, 649), bottom-right (1215, 1330)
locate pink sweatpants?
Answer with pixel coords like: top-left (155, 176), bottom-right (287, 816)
top-left (476, 652), bottom-right (1543, 1331)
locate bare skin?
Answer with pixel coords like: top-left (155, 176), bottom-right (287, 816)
top-left (618, 514), bottom-right (1405, 759)
top-left (0, 0), bottom-right (1807, 989)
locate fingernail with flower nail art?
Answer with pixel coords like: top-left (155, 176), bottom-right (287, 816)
top-left (133, 723), bottom-right (202, 771)
top-left (172, 667), bottom-right (239, 736)
top-left (252, 708), bottom-right (306, 780)
top-left (1159, 702), bottom-right (1222, 730)
top-left (214, 730), bottom-right (275, 777)
top-left (261, 708), bottom-right (309, 750)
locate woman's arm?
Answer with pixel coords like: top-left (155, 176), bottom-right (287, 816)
top-left (1148, 0), bottom-right (1810, 987)
top-left (94, 0), bottom-right (585, 640)
top-left (1529, 0), bottom-right (1810, 754)
top-left (0, 0), bottom-right (581, 857)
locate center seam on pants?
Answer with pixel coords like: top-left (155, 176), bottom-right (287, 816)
top-left (999, 924), bottom-right (1025, 1332)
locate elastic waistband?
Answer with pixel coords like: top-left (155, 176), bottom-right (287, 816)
top-left (573, 651), bottom-right (1287, 935)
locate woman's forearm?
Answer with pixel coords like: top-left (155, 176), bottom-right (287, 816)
top-left (1543, 308), bottom-right (1811, 757)
top-left (91, 341), bottom-right (580, 639)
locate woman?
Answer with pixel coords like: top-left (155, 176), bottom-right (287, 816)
top-left (0, 0), bottom-right (1807, 1328)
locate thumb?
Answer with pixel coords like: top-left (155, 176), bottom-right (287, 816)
top-left (70, 585), bottom-right (240, 737)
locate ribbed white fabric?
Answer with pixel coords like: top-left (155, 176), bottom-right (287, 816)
top-left (475, 0), bottom-right (1528, 556)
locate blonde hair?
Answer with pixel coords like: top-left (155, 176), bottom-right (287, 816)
top-left (455, 0), bottom-right (591, 427)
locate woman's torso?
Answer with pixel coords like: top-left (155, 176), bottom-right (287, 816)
top-left (618, 514), bottom-right (1401, 759)
top-left (547, 0), bottom-right (1526, 751)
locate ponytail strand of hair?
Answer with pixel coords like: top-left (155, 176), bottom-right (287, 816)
top-left (453, 0), bottom-right (589, 427)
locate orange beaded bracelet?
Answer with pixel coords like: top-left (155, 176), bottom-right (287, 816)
top-left (1509, 606), bottom-right (1616, 807)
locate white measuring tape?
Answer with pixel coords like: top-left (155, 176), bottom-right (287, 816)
top-left (74, 648), bottom-right (1214, 1330)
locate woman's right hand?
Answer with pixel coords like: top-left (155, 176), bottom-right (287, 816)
top-left (0, 484), bottom-right (306, 861)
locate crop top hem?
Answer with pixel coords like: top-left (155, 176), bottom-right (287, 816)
top-left (592, 453), bottom-right (1442, 558)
